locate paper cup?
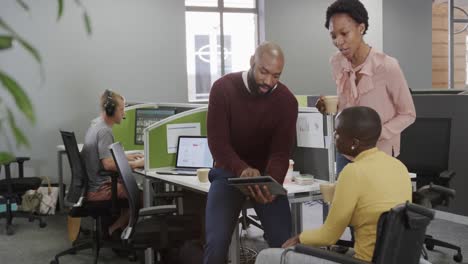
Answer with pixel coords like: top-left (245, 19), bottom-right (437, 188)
top-left (322, 95), bottom-right (338, 114)
top-left (197, 168), bottom-right (210, 183)
top-left (320, 183), bottom-right (336, 204)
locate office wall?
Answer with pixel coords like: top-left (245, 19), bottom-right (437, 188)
top-left (382, 0), bottom-right (433, 90)
top-left (0, 1), bottom-right (187, 181)
top-left (264, 0), bottom-right (383, 95)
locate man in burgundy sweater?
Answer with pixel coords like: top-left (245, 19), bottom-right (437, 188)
top-left (204, 42), bottom-right (298, 264)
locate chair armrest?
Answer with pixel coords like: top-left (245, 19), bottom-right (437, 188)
top-left (294, 244), bottom-right (370, 264)
top-left (3, 156), bottom-right (30, 178)
top-left (429, 183), bottom-right (456, 198)
top-left (139, 204), bottom-right (177, 217)
top-left (14, 157), bottom-right (30, 163)
top-left (439, 170), bottom-right (455, 181)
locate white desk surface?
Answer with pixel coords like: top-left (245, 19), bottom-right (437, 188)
top-left (140, 170), bottom-right (325, 195)
top-left (140, 169), bottom-right (416, 193)
top-left (57, 144), bottom-right (83, 152)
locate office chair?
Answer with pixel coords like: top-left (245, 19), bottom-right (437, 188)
top-left (109, 142), bottom-right (202, 261)
top-left (413, 177), bottom-right (463, 263)
top-left (282, 202), bottom-right (434, 264)
top-left (399, 117), bottom-right (463, 262)
top-left (0, 157), bottom-right (46, 235)
top-left (51, 131), bottom-right (127, 264)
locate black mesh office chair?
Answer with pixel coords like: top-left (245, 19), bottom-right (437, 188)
top-left (413, 179), bottom-right (463, 262)
top-left (284, 202), bottom-right (434, 264)
top-left (109, 142), bottom-right (201, 260)
top-left (399, 118), bottom-right (463, 262)
top-left (51, 131), bottom-right (126, 264)
top-left (0, 157), bottom-right (46, 235)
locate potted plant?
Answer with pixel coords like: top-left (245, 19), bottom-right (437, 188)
top-left (0, 0), bottom-right (91, 164)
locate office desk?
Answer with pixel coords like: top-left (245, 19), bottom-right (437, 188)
top-left (136, 169), bottom-right (325, 264)
top-left (56, 144), bottom-right (83, 211)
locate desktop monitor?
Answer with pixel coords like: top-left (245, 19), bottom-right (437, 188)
top-left (134, 108), bottom-right (176, 145)
top-left (398, 117), bottom-right (451, 178)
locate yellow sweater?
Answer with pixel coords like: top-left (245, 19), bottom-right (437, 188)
top-left (299, 148), bottom-right (412, 261)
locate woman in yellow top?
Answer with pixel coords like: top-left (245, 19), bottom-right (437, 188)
top-left (255, 106), bottom-right (414, 263)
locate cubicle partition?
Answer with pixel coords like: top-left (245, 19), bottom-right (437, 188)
top-left (293, 103), bottom-right (332, 182)
top-left (295, 95), bottom-right (309, 107)
top-left (113, 103), bottom-right (204, 151)
top-left (143, 106), bottom-right (208, 169)
top-left (113, 103), bottom-right (158, 151)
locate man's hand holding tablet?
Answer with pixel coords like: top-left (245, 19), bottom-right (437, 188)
top-left (230, 167), bottom-right (286, 204)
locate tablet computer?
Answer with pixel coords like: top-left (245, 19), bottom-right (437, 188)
top-left (228, 176), bottom-right (287, 196)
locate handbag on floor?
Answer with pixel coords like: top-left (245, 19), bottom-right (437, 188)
top-left (37, 176), bottom-right (59, 215)
top-left (20, 190), bottom-right (42, 213)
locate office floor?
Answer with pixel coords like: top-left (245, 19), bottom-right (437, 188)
top-left (0, 203), bottom-right (467, 264)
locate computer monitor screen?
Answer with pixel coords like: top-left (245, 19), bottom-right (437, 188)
top-left (398, 117), bottom-right (451, 175)
top-left (176, 136), bottom-right (213, 169)
top-left (134, 108), bottom-right (176, 145)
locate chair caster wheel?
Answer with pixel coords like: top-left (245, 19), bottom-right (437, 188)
top-left (454, 253), bottom-right (463, 262)
top-left (39, 221), bottom-right (47, 228)
top-left (50, 259), bottom-right (59, 264)
top-left (6, 226), bottom-right (14, 236)
top-left (425, 242), bottom-right (434, 251)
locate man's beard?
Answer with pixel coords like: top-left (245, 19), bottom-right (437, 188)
top-left (247, 68), bottom-right (275, 96)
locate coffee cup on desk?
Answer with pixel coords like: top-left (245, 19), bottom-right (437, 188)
top-left (197, 168), bottom-right (210, 183)
top-left (319, 183), bottom-right (336, 204)
top-left (322, 95), bottom-right (338, 114)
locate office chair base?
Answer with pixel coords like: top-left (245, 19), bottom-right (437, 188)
top-left (425, 235), bottom-right (463, 263)
top-left (4, 213), bottom-right (46, 235)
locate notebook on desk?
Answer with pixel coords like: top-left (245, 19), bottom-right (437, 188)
top-left (155, 136), bottom-right (213, 176)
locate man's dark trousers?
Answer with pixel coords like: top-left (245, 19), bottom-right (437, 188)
top-left (203, 168), bottom-right (292, 264)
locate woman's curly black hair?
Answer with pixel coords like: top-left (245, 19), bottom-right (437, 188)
top-left (325, 0), bottom-right (369, 35)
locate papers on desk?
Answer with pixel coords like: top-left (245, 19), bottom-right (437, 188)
top-left (166, 123), bottom-right (201, 153)
top-left (296, 112), bottom-right (325, 148)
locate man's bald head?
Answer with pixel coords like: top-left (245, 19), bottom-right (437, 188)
top-left (248, 42), bottom-right (285, 95)
top-left (336, 106), bottom-right (382, 147)
top-left (253, 41), bottom-right (285, 63)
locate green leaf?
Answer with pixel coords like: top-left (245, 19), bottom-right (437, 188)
top-left (0, 18), bottom-right (42, 64)
top-left (0, 70), bottom-right (35, 123)
top-left (16, 0), bottom-right (30, 12)
top-left (83, 12), bottom-right (92, 35)
top-left (0, 152), bottom-right (15, 165)
top-left (7, 108), bottom-right (30, 148)
top-left (57, 0), bottom-right (64, 21)
top-left (17, 38), bottom-right (41, 64)
top-left (0, 35), bottom-right (13, 50)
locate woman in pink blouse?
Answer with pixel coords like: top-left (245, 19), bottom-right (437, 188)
top-left (316, 0), bottom-right (416, 174)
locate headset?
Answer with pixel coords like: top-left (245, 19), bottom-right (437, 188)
top-left (103, 89), bottom-right (116, 117)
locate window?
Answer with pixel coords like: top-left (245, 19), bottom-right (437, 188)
top-left (433, 0), bottom-right (468, 88)
top-left (185, 0), bottom-right (259, 102)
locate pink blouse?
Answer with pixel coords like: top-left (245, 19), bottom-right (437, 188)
top-left (331, 48), bottom-right (416, 157)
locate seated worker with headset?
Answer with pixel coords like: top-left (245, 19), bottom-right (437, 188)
top-left (81, 89), bottom-right (144, 239)
top-left (255, 106), bottom-right (414, 264)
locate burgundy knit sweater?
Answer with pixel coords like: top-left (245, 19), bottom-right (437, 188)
top-left (207, 72), bottom-right (298, 183)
